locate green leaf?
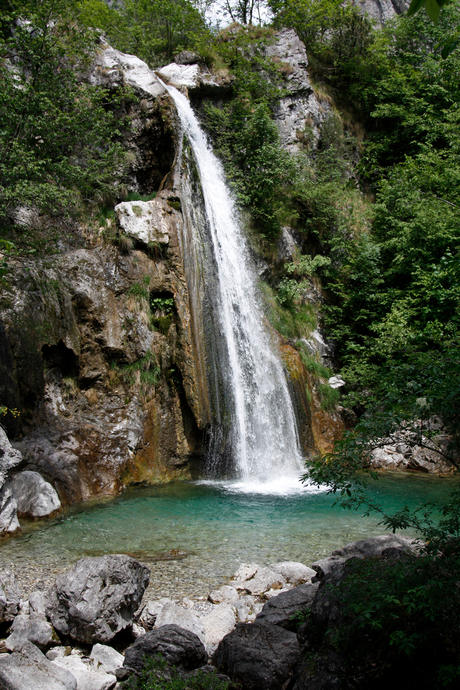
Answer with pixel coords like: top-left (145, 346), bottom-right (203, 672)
top-left (425, 0), bottom-right (441, 22)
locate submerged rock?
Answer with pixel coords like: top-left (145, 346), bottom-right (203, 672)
top-left (46, 555), bottom-right (150, 644)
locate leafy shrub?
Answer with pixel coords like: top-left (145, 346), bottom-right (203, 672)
top-left (121, 656), bottom-right (230, 689)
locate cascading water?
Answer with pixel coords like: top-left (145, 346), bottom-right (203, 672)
top-left (167, 84), bottom-right (304, 486)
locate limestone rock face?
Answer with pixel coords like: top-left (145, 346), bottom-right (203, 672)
top-left (0, 641), bottom-right (77, 690)
top-left (11, 471), bottom-right (61, 518)
top-left (0, 427), bottom-right (22, 533)
top-left (46, 555), bottom-right (150, 644)
top-left (265, 29), bottom-right (331, 153)
top-left (352, 0), bottom-right (409, 24)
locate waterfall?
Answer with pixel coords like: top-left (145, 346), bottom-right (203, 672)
top-left (167, 85), bottom-right (304, 485)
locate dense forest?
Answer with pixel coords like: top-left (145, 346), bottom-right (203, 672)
top-left (1, 0), bottom-right (460, 685)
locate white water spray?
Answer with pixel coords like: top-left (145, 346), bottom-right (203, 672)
top-left (167, 85), bottom-right (304, 485)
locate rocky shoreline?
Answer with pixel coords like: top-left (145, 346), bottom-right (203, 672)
top-left (0, 533), bottom-right (415, 689)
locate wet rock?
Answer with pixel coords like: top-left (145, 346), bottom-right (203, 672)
top-left (256, 582), bottom-right (319, 630)
top-left (46, 555), bottom-right (150, 644)
top-left (0, 569), bottom-right (21, 622)
top-left (213, 621), bottom-right (300, 690)
top-left (11, 471), bottom-right (61, 518)
top-left (52, 655), bottom-right (117, 690)
top-left (0, 641), bottom-right (77, 690)
top-left (311, 534), bottom-right (416, 581)
top-left (123, 624), bottom-right (207, 674)
top-left (5, 612), bottom-right (59, 652)
top-left (202, 603), bottom-right (236, 652)
top-left (268, 561), bottom-right (316, 585)
top-left (154, 601), bottom-right (205, 643)
top-left (90, 643), bottom-right (124, 676)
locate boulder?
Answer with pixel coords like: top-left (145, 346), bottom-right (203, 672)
top-left (90, 643), bottom-right (124, 675)
top-left (154, 601), bottom-right (206, 643)
top-left (311, 534), bottom-right (416, 580)
top-left (52, 655), bottom-right (117, 690)
top-left (46, 554), bottom-right (150, 644)
top-left (0, 641), bottom-right (77, 690)
top-left (6, 612), bottom-right (60, 652)
top-left (123, 624), bottom-right (207, 674)
top-left (213, 621), bottom-right (300, 690)
top-left (11, 471), bottom-right (61, 518)
top-left (0, 569), bottom-right (21, 622)
top-left (202, 603), bottom-right (236, 651)
top-left (255, 582), bottom-right (320, 630)
top-left (268, 561), bottom-right (316, 585)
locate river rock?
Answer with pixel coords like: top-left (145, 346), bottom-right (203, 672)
top-left (202, 603), bottom-right (236, 652)
top-left (0, 569), bottom-right (21, 622)
top-left (268, 561), bottom-right (316, 585)
top-left (231, 563), bottom-right (259, 582)
top-left (0, 641), bottom-right (77, 690)
top-left (154, 601), bottom-right (205, 643)
top-left (243, 567), bottom-right (286, 596)
top-left (255, 582), bottom-right (320, 630)
top-left (311, 534), bottom-right (416, 580)
top-left (11, 471), bottom-right (61, 518)
top-left (213, 621), bottom-right (301, 690)
top-left (139, 597), bottom-right (173, 629)
top-left (6, 612), bottom-right (60, 652)
top-left (90, 644), bottom-right (124, 675)
top-left (52, 655), bottom-right (116, 690)
top-left (123, 624), bottom-right (207, 674)
top-left (208, 585), bottom-right (239, 605)
top-left (46, 554), bottom-right (150, 644)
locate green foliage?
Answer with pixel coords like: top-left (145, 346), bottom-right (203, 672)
top-left (325, 544), bottom-right (460, 688)
top-left (80, 0), bottom-right (210, 67)
top-left (112, 351), bottom-right (161, 389)
top-left (0, 0), bottom-right (127, 237)
top-left (121, 655), bottom-right (230, 689)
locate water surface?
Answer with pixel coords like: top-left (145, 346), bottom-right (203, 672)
top-left (0, 473), bottom-right (455, 600)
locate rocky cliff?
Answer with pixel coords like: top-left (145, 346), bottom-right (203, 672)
top-left (0, 35), bottom-right (345, 533)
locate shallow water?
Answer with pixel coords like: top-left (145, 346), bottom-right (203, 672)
top-left (0, 472), bottom-right (456, 600)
